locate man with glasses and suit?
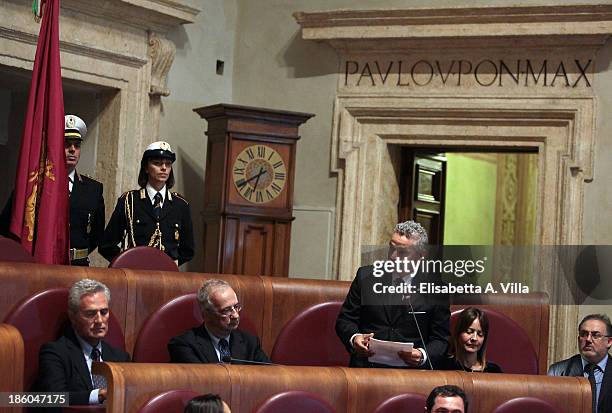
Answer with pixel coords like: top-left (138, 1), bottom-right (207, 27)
top-left (548, 314), bottom-right (612, 413)
top-left (34, 279), bottom-right (130, 407)
top-left (168, 279), bottom-right (270, 364)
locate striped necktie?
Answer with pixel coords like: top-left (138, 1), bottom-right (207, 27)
top-left (90, 347), bottom-right (107, 389)
top-left (153, 192), bottom-right (162, 220)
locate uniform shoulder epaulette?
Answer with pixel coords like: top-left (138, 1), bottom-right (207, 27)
top-left (172, 192), bottom-right (189, 204)
top-left (120, 189), bottom-right (139, 198)
top-left (82, 174), bottom-right (102, 184)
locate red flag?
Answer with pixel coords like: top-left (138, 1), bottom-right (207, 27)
top-left (9, 0), bottom-right (69, 264)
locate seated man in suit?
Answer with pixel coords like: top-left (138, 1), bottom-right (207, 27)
top-left (168, 279), bottom-right (270, 364)
top-left (426, 385), bottom-right (468, 413)
top-left (336, 220), bottom-right (450, 368)
top-left (548, 313), bottom-right (611, 413)
top-left (34, 279), bottom-right (130, 406)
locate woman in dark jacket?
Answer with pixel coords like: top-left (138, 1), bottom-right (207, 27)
top-left (437, 306), bottom-right (502, 373)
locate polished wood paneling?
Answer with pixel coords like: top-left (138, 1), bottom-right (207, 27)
top-left (261, 277), bottom-right (348, 354)
top-left (95, 363), bottom-right (591, 413)
top-left (0, 262), bottom-right (550, 372)
top-left (0, 323), bottom-right (23, 413)
top-left (0, 262), bottom-right (128, 342)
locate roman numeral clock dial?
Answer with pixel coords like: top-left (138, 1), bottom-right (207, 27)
top-left (232, 144), bottom-right (287, 204)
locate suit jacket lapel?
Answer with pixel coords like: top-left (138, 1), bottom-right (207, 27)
top-left (65, 330), bottom-right (93, 390)
top-left (158, 190), bottom-right (172, 221)
top-left (229, 331), bottom-right (247, 360)
top-left (196, 326), bottom-right (221, 363)
top-left (139, 192), bottom-right (158, 221)
top-left (567, 354), bottom-right (585, 376)
top-left (599, 355), bottom-right (612, 409)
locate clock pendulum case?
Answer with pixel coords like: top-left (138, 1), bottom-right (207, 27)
top-left (195, 104), bottom-right (314, 277)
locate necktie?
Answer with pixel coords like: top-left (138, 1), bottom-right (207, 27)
top-left (218, 338), bottom-right (231, 363)
top-left (153, 192), bottom-right (162, 220)
top-left (90, 348), bottom-right (107, 389)
top-left (68, 177), bottom-right (73, 196)
top-left (585, 363), bottom-right (598, 413)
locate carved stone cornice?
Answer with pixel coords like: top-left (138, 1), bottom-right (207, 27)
top-left (149, 32), bottom-right (176, 97)
top-left (295, 4), bottom-right (612, 49)
top-left (62, 0), bottom-right (200, 33)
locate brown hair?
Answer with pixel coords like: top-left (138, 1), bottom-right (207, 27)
top-left (448, 307), bottom-right (489, 368)
top-left (137, 157), bottom-right (175, 189)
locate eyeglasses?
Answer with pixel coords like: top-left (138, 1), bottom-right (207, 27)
top-left (80, 308), bottom-right (109, 320)
top-left (212, 303), bottom-right (242, 318)
top-left (432, 409), bottom-right (464, 413)
top-left (579, 330), bottom-right (611, 341)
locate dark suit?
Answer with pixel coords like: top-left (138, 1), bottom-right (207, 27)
top-left (548, 354), bottom-right (612, 413)
top-left (33, 328), bottom-right (130, 406)
top-left (99, 188), bottom-right (194, 265)
top-left (336, 265), bottom-right (450, 368)
top-left (168, 324), bottom-right (270, 364)
top-left (0, 171), bottom-right (104, 266)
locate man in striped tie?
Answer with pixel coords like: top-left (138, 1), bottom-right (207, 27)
top-left (548, 314), bottom-right (612, 413)
top-left (34, 279), bottom-right (130, 407)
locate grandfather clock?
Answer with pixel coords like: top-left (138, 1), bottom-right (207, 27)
top-left (194, 104), bottom-right (314, 277)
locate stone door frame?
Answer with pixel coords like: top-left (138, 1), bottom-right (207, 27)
top-left (296, 4), bottom-right (612, 364)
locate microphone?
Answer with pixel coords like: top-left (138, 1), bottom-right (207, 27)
top-left (407, 296), bottom-right (434, 370)
top-left (221, 356), bottom-right (275, 365)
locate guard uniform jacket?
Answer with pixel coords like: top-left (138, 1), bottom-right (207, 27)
top-left (0, 171), bottom-right (104, 266)
top-left (99, 188), bottom-right (194, 265)
top-left (69, 172), bottom-right (105, 265)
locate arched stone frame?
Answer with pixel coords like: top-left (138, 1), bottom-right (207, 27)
top-left (329, 95), bottom-right (594, 362)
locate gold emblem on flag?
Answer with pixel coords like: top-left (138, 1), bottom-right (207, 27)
top-left (24, 159), bottom-right (56, 241)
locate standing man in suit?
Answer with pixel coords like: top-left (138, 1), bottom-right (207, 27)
top-left (34, 279), bottom-right (130, 406)
top-left (99, 141), bottom-right (194, 266)
top-left (336, 220), bottom-right (450, 368)
top-left (0, 115), bottom-right (105, 266)
top-left (548, 313), bottom-right (611, 413)
top-left (168, 279), bottom-right (270, 364)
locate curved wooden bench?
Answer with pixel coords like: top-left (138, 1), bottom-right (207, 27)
top-left (0, 261), bottom-right (550, 372)
top-left (94, 363), bottom-right (591, 413)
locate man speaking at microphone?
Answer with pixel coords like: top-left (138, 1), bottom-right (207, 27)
top-left (336, 220), bottom-right (450, 368)
top-left (168, 279), bottom-right (270, 364)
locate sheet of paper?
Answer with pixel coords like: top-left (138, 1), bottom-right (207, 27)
top-left (368, 338), bottom-right (414, 366)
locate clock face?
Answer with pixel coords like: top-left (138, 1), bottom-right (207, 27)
top-left (231, 144), bottom-right (287, 204)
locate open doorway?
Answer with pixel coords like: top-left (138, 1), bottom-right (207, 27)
top-left (399, 148), bottom-right (538, 246)
top-left (0, 63), bottom-right (117, 209)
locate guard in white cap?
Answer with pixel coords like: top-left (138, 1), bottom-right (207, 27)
top-left (100, 141), bottom-right (194, 266)
top-left (1, 114), bottom-right (105, 266)
top-left (64, 115), bottom-right (105, 266)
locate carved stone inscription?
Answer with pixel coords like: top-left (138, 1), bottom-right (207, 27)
top-left (342, 55), bottom-right (594, 93)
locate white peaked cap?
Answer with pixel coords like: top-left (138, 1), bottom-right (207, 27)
top-left (64, 115), bottom-right (87, 140)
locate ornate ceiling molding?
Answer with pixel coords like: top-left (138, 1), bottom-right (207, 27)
top-left (62, 0), bottom-right (200, 33)
top-left (295, 4), bottom-right (612, 49)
